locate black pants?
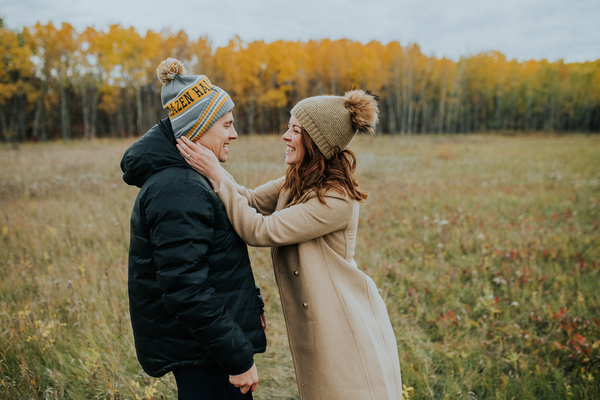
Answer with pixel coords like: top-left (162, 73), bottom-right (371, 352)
top-left (172, 365), bottom-right (253, 400)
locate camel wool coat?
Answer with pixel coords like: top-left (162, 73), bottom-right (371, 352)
top-left (216, 175), bottom-right (402, 400)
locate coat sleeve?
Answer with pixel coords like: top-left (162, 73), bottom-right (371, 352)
top-left (145, 177), bottom-right (255, 375)
top-left (216, 175), bottom-right (352, 247)
top-left (223, 170), bottom-right (282, 216)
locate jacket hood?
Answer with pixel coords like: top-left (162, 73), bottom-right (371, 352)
top-left (121, 118), bottom-right (189, 188)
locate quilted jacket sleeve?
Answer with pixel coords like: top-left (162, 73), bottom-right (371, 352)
top-left (223, 170), bottom-right (282, 216)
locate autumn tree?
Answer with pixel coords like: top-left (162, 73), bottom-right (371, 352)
top-left (0, 21), bottom-right (36, 142)
top-left (1, 21), bottom-right (599, 141)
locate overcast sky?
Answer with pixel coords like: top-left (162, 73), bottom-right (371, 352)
top-left (2, 0), bottom-right (599, 63)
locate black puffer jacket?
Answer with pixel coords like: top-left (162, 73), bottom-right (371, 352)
top-left (120, 118), bottom-right (266, 377)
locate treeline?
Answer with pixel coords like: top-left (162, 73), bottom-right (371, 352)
top-left (1, 20), bottom-right (599, 141)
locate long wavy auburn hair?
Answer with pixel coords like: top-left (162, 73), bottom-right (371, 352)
top-left (280, 127), bottom-right (368, 207)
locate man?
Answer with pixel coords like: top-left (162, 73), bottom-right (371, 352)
top-left (120, 58), bottom-right (266, 399)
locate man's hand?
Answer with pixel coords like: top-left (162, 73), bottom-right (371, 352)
top-left (260, 312), bottom-right (267, 330)
top-left (229, 362), bottom-right (258, 394)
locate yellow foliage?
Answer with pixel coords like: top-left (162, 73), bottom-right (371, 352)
top-left (1, 21), bottom-right (599, 137)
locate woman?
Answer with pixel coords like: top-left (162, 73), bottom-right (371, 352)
top-left (176, 90), bottom-right (402, 400)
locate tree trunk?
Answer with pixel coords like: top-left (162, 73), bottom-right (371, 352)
top-left (91, 88), bottom-right (99, 138)
top-left (32, 81), bottom-right (48, 141)
top-left (385, 93), bottom-right (397, 134)
top-left (9, 94), bottom-right (20, 141)
top-left (117, 106), bottom-right (126, 138)
top-left (136, 86), bottom-right (143, 136)
top-left (125, 89), bottom-right (135, 137)
top-left (494, 80), bottom-right (503, 130)
top-left (0, 102), bottom-right (7, 142)
top-left (437, 68), bottom-right (448, 134)
top-left (402, 62), bottom-right (414, 134)
top-left (81, 83), bottom-right (92, 139)
top-left (60, 84), bottom-right (71, 140)
top-left (10, 94), bottom-right (29, 142)
top-left (415, 61), bottom-right (432, 133)
top-left (247, 96), bottom-right (256, 134)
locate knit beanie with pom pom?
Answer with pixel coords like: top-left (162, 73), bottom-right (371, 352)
top-left (290, 90), bottom-right (379, 160)
top-left (156, 58), bottom-right (234, 141)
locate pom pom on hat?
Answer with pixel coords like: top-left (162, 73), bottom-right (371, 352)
top-left (291, 89), bottom-right (379, 159)
top-left (157, 58), bottom-right (188, 86)
top-left (344, 90), bottom-right (379, 136)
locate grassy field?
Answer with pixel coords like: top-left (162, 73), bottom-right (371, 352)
top-left (1, 133), bottom-right (599, 399)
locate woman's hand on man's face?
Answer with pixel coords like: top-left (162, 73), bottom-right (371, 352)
top-left (176, 136), bottom-right (225, 189)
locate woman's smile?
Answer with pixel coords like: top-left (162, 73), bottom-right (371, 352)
top-left (283, 115), bottom-right (305, 165)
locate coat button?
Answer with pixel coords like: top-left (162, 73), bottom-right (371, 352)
top-left (302, 302), bottom-right (308, 308)
top-left (294, 270), bottom-right (299, 276)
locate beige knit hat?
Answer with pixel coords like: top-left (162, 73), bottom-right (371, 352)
top-left (290, 90), bottom-right (379, 159)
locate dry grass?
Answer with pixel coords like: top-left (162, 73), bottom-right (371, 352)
top-left (1, 133), bottom-right (599, 399)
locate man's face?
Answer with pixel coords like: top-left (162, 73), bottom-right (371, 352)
top-left (197, 112), bottom-right (237, 162)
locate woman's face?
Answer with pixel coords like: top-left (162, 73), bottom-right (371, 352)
top-left (282, 114), bottom-right (306, 165)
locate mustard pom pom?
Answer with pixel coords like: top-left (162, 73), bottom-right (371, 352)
top-left (156, 58), bottom-right (188, 86)
top-left (344, 90), bottom-right (379, 135)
